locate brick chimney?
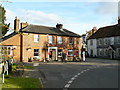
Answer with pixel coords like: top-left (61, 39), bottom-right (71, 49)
top-left (14, 17), bottom-right (20, 32)
top-left (118, 17), bottom-right (120, 24)
top-left (92, 27), bottom-right (97, 34)
top-left (21, 22), bottom-right (28, 29)
top-left (56, 23), bottom-right (63, 30)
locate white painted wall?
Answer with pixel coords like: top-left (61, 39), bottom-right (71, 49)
top-left (87, 39), bottom-right (97, 57)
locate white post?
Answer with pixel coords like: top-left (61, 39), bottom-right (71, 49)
top-left (48, 47), bottom-right (49, 61)
top-left (2, 65), bottom-right (4, 83)
top-left (56, 47), bottom-right (57, 60)
top-left (3, 73), bottom-right (4, 83)
top-left (83, 51), bottom-right (85, 61)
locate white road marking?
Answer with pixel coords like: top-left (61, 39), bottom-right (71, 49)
top-left (80, 71), bottom-right (84, 73)
top-left (74, 75), bottom-right (78, 78)
top-left (63, 68), bottom-right (94, 89)
top-left (71, 77), bottom-right (75, 80)
top-left (77, 73), bottom-right (81, 75)
top-left (64, 84), bottom-right (70, 88)
top-left (68, 80), bottom-right (73, 84)
top-left (87, 69), bottom-right (90, 70)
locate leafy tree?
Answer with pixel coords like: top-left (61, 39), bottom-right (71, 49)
top-left (0, 5), bottom-right (10, 37)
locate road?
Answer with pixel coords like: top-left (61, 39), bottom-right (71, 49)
top-left (32, 58), bottom-right (119, 89)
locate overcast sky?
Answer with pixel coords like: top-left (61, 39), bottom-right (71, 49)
top-left (0, 0), bottom-right (119, 36)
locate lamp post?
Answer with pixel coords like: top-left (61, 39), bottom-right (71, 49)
top-left (82, 34), bottom-right (86, 61)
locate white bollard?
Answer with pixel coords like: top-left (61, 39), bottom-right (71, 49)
top-left (3, 73), bottom-right (4, 83)
top-left (83, 51), bottom-right (85, 61)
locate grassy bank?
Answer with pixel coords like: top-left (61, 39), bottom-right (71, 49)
top-left (2, 63), bottom-right (42, 88)
top-left (2, 77), bottom-right (42, 88)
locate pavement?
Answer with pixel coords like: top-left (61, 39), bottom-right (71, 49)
top-left (23, 58), bottom-right (119, 89)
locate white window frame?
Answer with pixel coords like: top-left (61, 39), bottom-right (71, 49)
top-left (99, 49), bottom-right (102, 56)
top-left (118, 48), bottom-right (120, 56)
top-left (58, 49), bottom-right (62, 57)
top-left (34, 49), bottom-right (39, 57)
top-left (118, 36), bottom-right (120, 44)
top-left (34, 34), bottom-right (39, 43)
top-left (49, 36), bottom-right (53, 44)
top-left (104, 38), bottom-right (107, 45)
top-left (69, 37), bottom-right (73, 44)
top-left (58, 36), bottom-right (62, 44)
top-left (68, 50), bottom-right (73, 56)
top-left (0, 46), bottom-right (12, 55)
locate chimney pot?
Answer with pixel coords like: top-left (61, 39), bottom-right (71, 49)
top-left (14, 17), bottom-right (20, 32)
top-left (56, 23), bottom-right (63, 30)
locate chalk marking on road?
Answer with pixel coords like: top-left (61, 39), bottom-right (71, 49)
top-left (68, 80), bottom-right (73, 84)
top-left (64, 84), bottom-right (70, 88)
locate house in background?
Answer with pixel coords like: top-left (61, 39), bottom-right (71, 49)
top-left (87, 17), bottom-right (120, 59)
top-left (0, 17), bottom-right (82, 62)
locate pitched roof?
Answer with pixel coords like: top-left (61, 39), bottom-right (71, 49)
top-left (20, 24), bottom-right (80, 37)
top-left (88, 24), bottom-right (120, 40)
top-left (0, 32), bottom-right (17, 43)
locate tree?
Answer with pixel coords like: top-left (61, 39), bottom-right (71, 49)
top-left (0, 5), bottom-right (10, 37)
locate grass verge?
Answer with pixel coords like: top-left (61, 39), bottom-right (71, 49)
top-left (24, 65), bottom-right (35, 69)
top-left (2, 77), bottom-right (42, 88)
top-left (2, 63), bottom-right (42, 88)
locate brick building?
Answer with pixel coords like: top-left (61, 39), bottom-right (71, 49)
top-left (0, 17), bottom-right (82, 62)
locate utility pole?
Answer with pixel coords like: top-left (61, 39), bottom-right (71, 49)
top-left (82, 34), bottom-right (86, 61)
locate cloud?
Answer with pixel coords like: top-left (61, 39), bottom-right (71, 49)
top-left (5, 9), bottom-right (17, 29)
top-left (95, 2), bottom-right (118, 15)
top-left (5, 8), bottom-right (61, 29)
top-left (19, 9), bottom-right (61, 25)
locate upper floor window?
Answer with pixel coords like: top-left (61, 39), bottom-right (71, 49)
top-left (118, 36), bottom-right (120, 44)
top-left (90, 40), bottom-right (93, 46)
top-left (69, 37), bottom-right (73, 44)
top-left (34, 34), bottom-right (39, 43)
top-left (49, 36), bottom-right (53, 44)
top-left (104, 38), bottom-right (107, 45)
top-left (118, 48), bottom-right (120, 56)
top-left (58, 36), bottom-right (62, 44)
top-left (99, 39), bottom-right (102, 45)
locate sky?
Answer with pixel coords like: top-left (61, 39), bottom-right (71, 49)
top-left (0, 0), bottom-right (119, 36)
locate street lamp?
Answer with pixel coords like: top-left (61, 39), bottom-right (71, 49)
top-left (82, 34), bottom-right (86, 61)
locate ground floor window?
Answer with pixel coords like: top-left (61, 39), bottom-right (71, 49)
top-left (68, 50), bottom-right (73, 56)
top-left (58, 49), bottom-right (62, 57)
top-left (34, 49), bottom-right (39, 56)
top-left (0, 46), bottom-right (12, 55)
top-left (99, 49), bottom-right (102, 56)
top-left (118, 48), bottom-right (120, 56)
top-left (90, 49), bottom-right (93, 56)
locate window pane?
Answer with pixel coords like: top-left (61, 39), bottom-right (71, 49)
top-left (34, 49), bottom-right (39, 56)
top-left (49, 36), bottom-right (53, 43)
